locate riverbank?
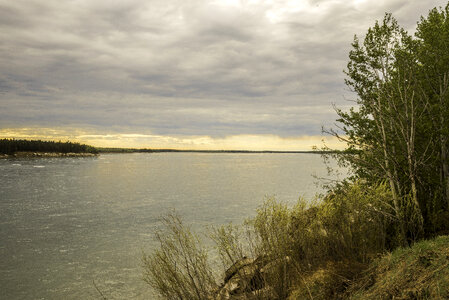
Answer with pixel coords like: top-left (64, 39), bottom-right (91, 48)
top-left (143, 182), bottom-right (449, 299)
top-left (211, 235), bottom-right (449, 299)
top-left (0, 151), bottom-right (98, 159)
top-left (347, 235), bottom-right (449, 299)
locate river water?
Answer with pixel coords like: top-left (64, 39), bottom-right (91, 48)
top-left (0, 153), bottom-right (343, 299)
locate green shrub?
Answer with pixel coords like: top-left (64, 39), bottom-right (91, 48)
top-left (250, 197), bottom-right (301, 298)
top-left (142, 213), bottom-right (217, 300)
top-left (318, 181), bottom-right (399, 262)
top-left (268, 181), bottom-right (399, 271)
top-left (210, 223), bottom-right (249, 272)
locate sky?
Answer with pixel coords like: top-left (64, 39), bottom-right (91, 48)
top-left (0, 0), bottom-right (447, 150)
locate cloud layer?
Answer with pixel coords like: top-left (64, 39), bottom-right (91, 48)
top-left (0, 0), bottom-right (447, 148)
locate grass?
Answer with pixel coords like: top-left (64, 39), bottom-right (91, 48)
top-left (349, 235), bottom-right (449, 300)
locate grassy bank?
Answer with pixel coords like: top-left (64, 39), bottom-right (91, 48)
top-left (349, 235), bottom-right (449, 299)
top-left (288, 235), bottom-right (449, 299)
top-left (142, 184), bottom-right (449, 299)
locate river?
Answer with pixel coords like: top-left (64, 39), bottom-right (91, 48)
top-left (0, 153), bottom-right (343, 299)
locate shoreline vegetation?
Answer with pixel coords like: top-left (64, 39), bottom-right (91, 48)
top-left (0, 151), bottom-right (98, 159)
top-left (143, 4), bottom-right (449, 300)
top-left (0, 138), bottom-right (99, 158)
top-left (0, 138), bottom-right (334, 157)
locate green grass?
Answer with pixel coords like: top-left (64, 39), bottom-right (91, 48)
top-left (350, 235), bottom-right (449, 300)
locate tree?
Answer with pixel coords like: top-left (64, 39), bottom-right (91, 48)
top-left (415, 4), bottom-right (449, 209)
top-left (326, 3), bottom-right (449, 242)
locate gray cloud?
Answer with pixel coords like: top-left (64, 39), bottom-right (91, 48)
top-left (0, 0), bottom-right (447, 138)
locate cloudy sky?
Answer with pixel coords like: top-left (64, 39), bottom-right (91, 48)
top-left (0, 0), bottom-right (446, 150)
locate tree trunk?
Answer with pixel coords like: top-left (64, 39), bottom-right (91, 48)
top-left (376, 94), bottom-right (407, 245)
top-left (439, 75), bottom-right (449, 209)
top-left (442, 143), bottom-right (449, 209)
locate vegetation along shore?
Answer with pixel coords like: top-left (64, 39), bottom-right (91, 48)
top-left (142, 3), bottom-right (449, 299)
top-left (0, 139), bottom-right (99, 158)
top-left (0, 138), bottom-right (330, 157)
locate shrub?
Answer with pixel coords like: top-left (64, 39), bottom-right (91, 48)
top-left (245, 181), bottom-right (400, 299)
top-left (142, 213), bottom-right (217, 300)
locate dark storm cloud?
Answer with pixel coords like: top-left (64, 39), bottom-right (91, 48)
top-left (0, 0), bottom-right (447, 137)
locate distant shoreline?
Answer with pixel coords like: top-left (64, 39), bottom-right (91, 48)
top-left (97, 148), bottom-right (332, 154)
top-left (0, 149), bottom-right (335, 159)
top-left (0, 139), bottom-right (335, 156)
top-left (0, 151), bottom-right (98, 159)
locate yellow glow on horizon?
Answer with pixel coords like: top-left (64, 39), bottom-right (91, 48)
top-left (0, 127), bottom-right (346, 151)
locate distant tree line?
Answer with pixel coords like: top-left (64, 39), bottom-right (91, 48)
top-left (0, 139), bottom-right (98, 154)
top-left (97, 147), bottom-right (320, 154)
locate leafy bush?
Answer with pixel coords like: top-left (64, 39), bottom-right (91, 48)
top-left (210, 223), bottom-right (247, 272)
top-left (249, 181), bottom-right (399, 299)
top-left (252, 182), bottom-right (398, 266)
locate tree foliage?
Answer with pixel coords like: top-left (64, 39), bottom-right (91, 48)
top-left (0, 138), bottom-right (98, 154)
top-left (325, 3), bottom-right (449, 242)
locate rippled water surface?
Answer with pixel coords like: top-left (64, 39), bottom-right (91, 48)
top-left (0, 153), bottom-right (343, 299)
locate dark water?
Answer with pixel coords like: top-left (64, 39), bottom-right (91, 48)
top-left (0, 153), bottom-right (343, 299)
